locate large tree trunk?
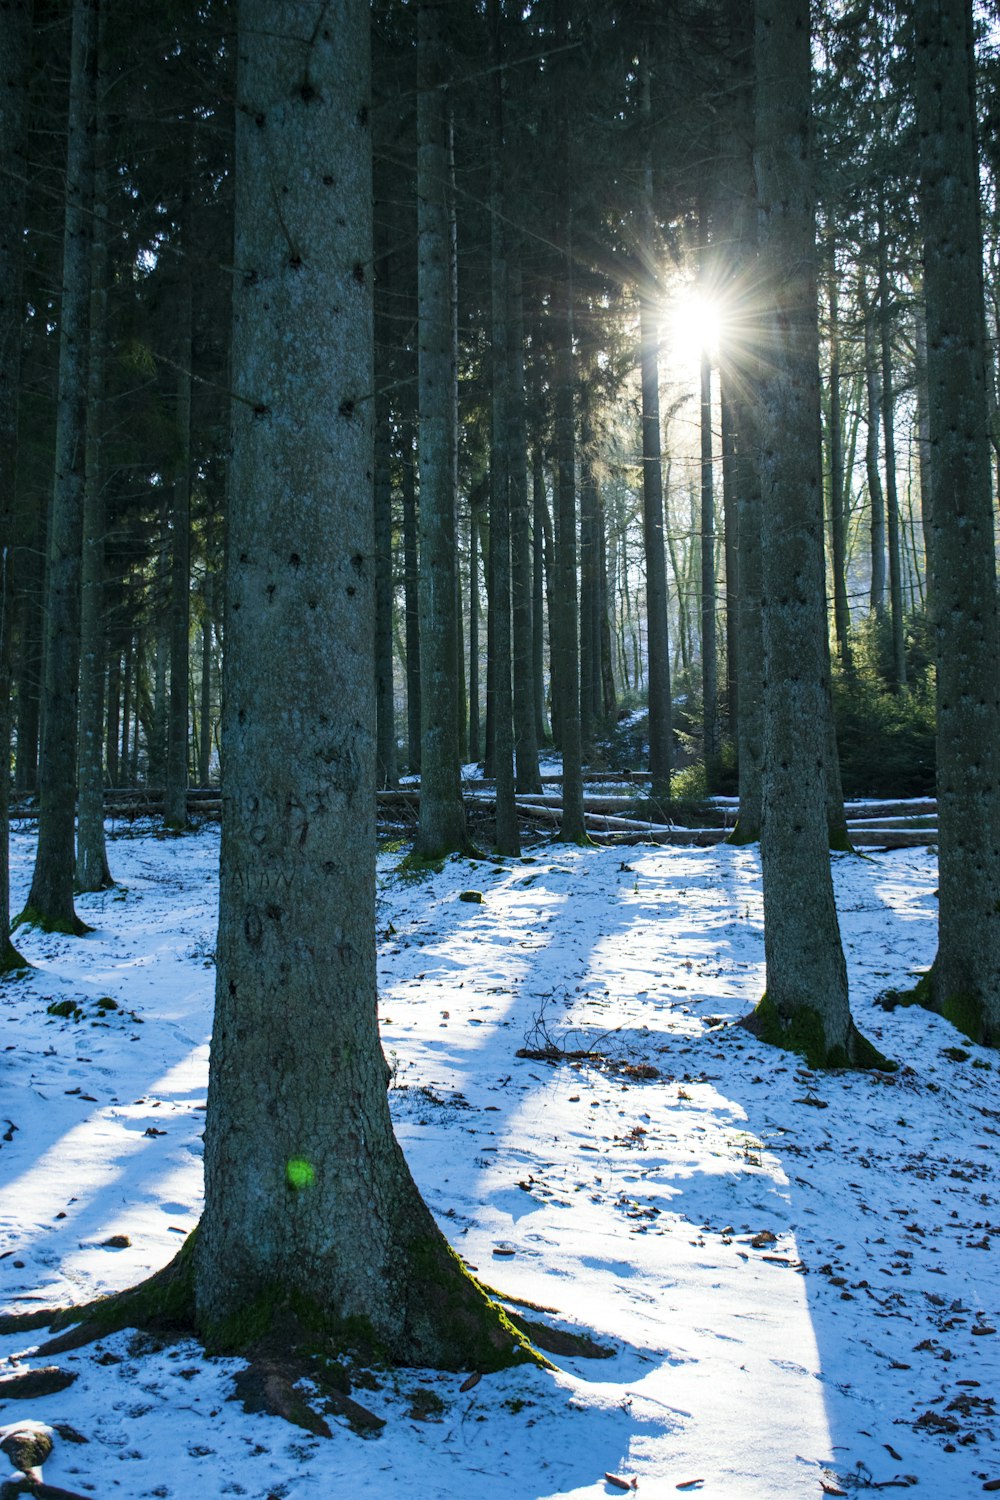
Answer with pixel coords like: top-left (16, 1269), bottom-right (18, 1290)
top-left (914, 0), bottom-right (1000, 1046)
top-left (750, 0), bottom-right (875, 1067)
top-left (415, 0), bottom-right (466, 856)
top-left (22, 0), bottom-right (96, 935)
top-left (0, 0), bottom-right (32, 969)
top-left (196, 0), bottom-right (526, 1369)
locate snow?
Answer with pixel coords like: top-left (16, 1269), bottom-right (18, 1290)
top-left (1, 822), bottom-right (998, 1497)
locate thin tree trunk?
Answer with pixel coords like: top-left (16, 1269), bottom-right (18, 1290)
top-left (373, 267), bottom-right (397, 788)
top-left (0, 0), bottom-right (32, 968)
top-left (22, 0), bottom-right (96, 935)
top-left (700, 345), bottom-right (718, 768)
top-left (487, 0), bottom-right (518, 856)
top-left (468, 504), bottom-right (480, 762)
top-left (877, 214), bottom-right (907, 691)
top-left (76, 1), bottom-right (113, 889)
top-left (509, 263), bottom-right (540, 792)
top-left (532, 450), bottom-right (551, 745)
top-left (638, 48), bottom-right (671, 796)
top-left (827, 262), bottom-right (852, 668)
top-left (401, 417), bottom-right (421, 773)
top-left (164, 181), bottom-right (193, 829)
top-left (862, 281), bottom-right (886, 621)
top-left (720, 382), bottom-right (739, 736)
top-left (415, 0), bottom-right (466, 856)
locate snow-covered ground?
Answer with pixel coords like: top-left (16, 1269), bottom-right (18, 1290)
top-left (1, 823), bottom-right (998, 1497)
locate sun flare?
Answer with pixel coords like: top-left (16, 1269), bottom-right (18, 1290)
top-left (667, 285), bottom-right (725, 362)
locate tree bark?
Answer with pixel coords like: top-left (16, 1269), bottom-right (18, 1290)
top-left (750, 0), bottom-right (873, 1066)
top-left (0, 0), bottom-right (32, 968)
top-left (196, 0), bottom-right (526, 1368)
top-left (826, 260), bottom-right (852, 669)
top-left (373, 253), bottom-right (397, 789)
top-left (877, 211), bottom-right (907, 691)
top-left (415, 0), bottom-right (466, 856)
top-left (862, 280), bottom-right (887, 621)
top-left (76, 0), bottom-right (113, 890)
top-left (22, 0), bottom-right (97, 935)
top-left (509, 265), bottom-right (541, 792)
top-left (914, 0), bottom-right (1000, 1046)
top-left (487, 0), bottom-right (518, 855)
top-left (164, 174), bottom-right (193, 829)
top-left (400, 417), bottom-right (421, 773)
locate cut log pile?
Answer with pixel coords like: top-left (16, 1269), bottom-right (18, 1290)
top-left (8, 784), bottom-right (940, 847)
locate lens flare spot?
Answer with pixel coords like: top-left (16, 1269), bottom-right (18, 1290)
top-left (286, 1156), bottom-right (316, 1191)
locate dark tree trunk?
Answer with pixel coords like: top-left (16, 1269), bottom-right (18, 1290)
top-left (877, 214), bottom-right (906, 691)
top-left (508, 264), bottom-right (541, 792)
top-left (914, 0), bottom-right (1000, 1046)
top-left (164, 171), bottom-right (193, 830)
top-left (22, 0), bottom-right (97, 935)
top-left (487, 0), bottom-right (518, 855)
top-left (468, 503), bottom-right (481, 762)
top-left (638, 49), bottom-right (671, 797)
top-left (373, 258), bottom-right (397, 789)
top-left (76, 3), bottom-right (113, 890)
top-left (532, 449), bottom-right (550, 746)
top-left (0, 0), bottom-right (32, 969)
top-left (401, 418), bottom-right (421, 773)
top-left (862, 282), bottom-right (886, 621)
top-left (415, 0), bottom-right (466, 856)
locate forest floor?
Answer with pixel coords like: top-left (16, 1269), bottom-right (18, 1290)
top-left (0, 818), bottom-right (998, 1497)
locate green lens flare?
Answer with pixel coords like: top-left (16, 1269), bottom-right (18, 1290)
top-left (286, 1156), bottom-right (316, 1190)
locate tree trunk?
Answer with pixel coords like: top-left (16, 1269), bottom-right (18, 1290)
top-left (76, 2), bottom-right (113, 890)
top-left (508, 265), bottom-right (541, 792)
top-left (468, 503), bottom-right (481, 762)
top-left (22, 0), bottom-right (96, 935)
top-left (401, 417), bottom-right (421, 773)
top-left (862, 281), bottom-right (886, 621)
top-left (720, 381), bottom-right (739, 736)
top-left (196, 0), bottom-right (526, 1370)
top-left (827, 261), bottom-right (852, 669)
top-left (637, 50), bottom-right (671, 796)
top-left (700, 344), bottom-right (718, 770)
top-left (373, 259), bottom-right (397, 789)
top-left (164, 184), bottom-right (193, 829)
top-left (750, 0), bottom-right (874, 1067)
top-left (877, 213), bottom-right (906, 691)
top-left (487, 0), bottom-right (518, 856)
top-left (0, 0), bottom-right (32, 969)
top-left (415, 0), bottom-right (466, 857)
top-left (914, 0), bottom-right (1000, 1046)
top-left (553, 257), bottom-right (585, 840)
top-left (532, 449), bottom-right (550, 746)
